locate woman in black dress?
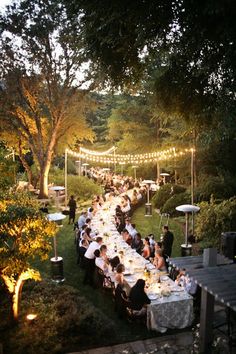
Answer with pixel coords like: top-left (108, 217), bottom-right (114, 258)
top-left (129, 279), bottom-right (150, 316)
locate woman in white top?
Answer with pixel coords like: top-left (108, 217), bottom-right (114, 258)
top-left (153, 249), bottom-right (167, 272)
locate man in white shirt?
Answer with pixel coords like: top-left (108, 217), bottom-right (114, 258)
top-left (83, 236), bottom-right (103, 286)
top-left (78, 211), bottom-right (87, 230)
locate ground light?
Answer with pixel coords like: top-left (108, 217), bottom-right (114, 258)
top-left (26, 314), bottom-right (37, 323)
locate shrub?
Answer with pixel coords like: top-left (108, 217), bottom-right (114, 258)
top-left (195, 197), bottom-right (236, 250)
top-left (1, 281), bottom-right (116, 354)
top-left (162, 192), bottom-right (191, 216)
top-left (195, 174), bottom-right (236, 202)
top-left (152, 184), bottom-right (186, 210)
top-left (49, 170), bottom-right (102, 201)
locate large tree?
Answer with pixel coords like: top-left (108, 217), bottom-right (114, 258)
top-left (0, 0), bottom-right (95, 198)
top-left (66, 0), bottom-right (236, 121)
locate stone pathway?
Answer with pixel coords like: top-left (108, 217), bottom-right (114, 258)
top-left (68, 331), bottom-right (193, 354)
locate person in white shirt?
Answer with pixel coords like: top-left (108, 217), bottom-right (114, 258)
top-left (95, 245), bottom-right (109, 274)
top-left (124, 218), bottom-right (133, 235)
top-left (78, 211), bottom-right (87, 230)
top-left (83, 237), bottom-right (103, 286)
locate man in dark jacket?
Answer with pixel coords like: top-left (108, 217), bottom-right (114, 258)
top-left (162, 225), bottom-right (174, 258)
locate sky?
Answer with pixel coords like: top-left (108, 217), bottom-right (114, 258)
top-left (0, 0), bottom-right (13, 11)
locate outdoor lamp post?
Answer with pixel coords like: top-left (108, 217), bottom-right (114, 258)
top-left (142, 180), bottom-right (155, 217)
top-left (75, 160), bottom-right (81, 176)
top-left (132, 165), bottom-right (138, 180)
top-left (47, 212), bottom-right (66, 282)
top-left (82, 162), bottom-right (89, 176)
top-left (176, 204), bottom-right (200, 256)
top-left (160, 172), bottom-right (170, 184)
top-left (119, 162), bottom-right (125, 175)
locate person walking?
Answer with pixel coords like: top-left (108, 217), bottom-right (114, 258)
top-left (68, 195), bottom-right (77, 224)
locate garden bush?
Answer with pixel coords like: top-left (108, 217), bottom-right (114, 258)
top-left (0, 281), bottom-right (116, 354)
top-left (195, 174), bottom-right (236, 202)
top-left (49, 170), bottom-right (102, 201)
top-left (152, 183), bottom-right (186, 210)
top-left (195, 197), bottom-right (236, 249)
top-left (162, 192), bottom-right (191, 216)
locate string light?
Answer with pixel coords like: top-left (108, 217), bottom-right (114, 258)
top-left (66, 147), bottom-right (195, 165)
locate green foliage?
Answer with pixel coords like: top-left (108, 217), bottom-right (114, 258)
top-left (195, 174), bottom-right (236, 202)
top-left (0, 192), bottom-right (56, 276)
top-left (0, 149), bottom-right (16, 191)
top-left (0, 281), bottom-right (116, 354)
top-left (74, 0), bottom-right (236, 121)
top-left (49, 170), bottom-right (102, 202)
top-left (162, 192), bottom-right (191, 216)
top-left (195, 198), bottom-right (236, 249)
top-left (152, 184), bottom-right (186, 210)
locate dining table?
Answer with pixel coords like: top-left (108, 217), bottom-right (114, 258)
top-left (90, 194), bottom-right (194, 333)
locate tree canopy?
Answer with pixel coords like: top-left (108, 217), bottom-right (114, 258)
top-left (67, 0), bottom-right (236, 120)
top-left (0, 0), bottom-right (95, 197)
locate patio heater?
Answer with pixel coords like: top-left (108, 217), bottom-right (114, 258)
top-left (142, 180), bottom-right (155, 216)
top-left (48, 212), bottom-right (66, 282)
top-left (176, 204), bottom-right (200, 256)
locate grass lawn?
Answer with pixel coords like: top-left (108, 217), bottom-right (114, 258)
top-left (30, 203), bottom-right (187, 349)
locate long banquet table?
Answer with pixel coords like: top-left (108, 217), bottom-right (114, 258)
top-left (90, 196), bottom-right (193, 333)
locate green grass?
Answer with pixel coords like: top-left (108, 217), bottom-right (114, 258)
top-left (132, 204), bottom-right (184, 257)
top-left (30, 204), bottom-right (187, 348)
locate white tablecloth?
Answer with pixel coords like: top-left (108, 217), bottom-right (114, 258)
top-left (90, 196), bottom-right (193, 333)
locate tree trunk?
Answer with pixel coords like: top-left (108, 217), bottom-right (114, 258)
top-left (38, 163), bottom-right (50, 199)
top-left (12, 278), bottom-right (24, 320)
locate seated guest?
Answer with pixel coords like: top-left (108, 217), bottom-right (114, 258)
top-left (130, 223), bottom-right (138, 239)
top-left (78, 211), bottom-right (87, 230)
top-left (142, 237), bottom-right (151, 259)
top-left (132, 233), bottom-right (143, 254)
top-left (115, 216), bottom-right (124, 234)
top-left (129, 279), bottom-right (151, 316)
top-left (115, 263), bottom-right (125, 287)
top-left (83, 236), bottom-right (103, 286)
top-left (80, 227), bottom-right (92, 245)
top-left (153, 249), bottom-right (167, 271)
top-left (154, 241), bottom-right (162, 252)
top-left (95, 245), bottom-right (109, 274)
top-left (122, 229), bottom-right (132, 246)
top-left (148, 234), bottom-right (156, 257)
top-left (87, 207), bottom-right (94, 219)
top-left (175, 269), bottom-right (198, 295)
top-left (77, 239), bottom-right (89, 267)
top-left (124, 217), bottom-right (133, 235)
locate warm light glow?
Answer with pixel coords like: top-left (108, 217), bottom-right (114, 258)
top-left (66, 146), bottom-right (195, 165)
top-left (26, 313), bottom-right (37, 321)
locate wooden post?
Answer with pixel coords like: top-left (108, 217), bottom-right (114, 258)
top-left (64, 149), bottom-right (68, 206)
top-left (199, 248), bottom-right (217, 353)
top-left (156, 159), bottom-right (160, 180)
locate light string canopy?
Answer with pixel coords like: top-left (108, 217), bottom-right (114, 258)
top-left (66, 147), bottom-right (194, 165)
top-left (80, 146), bottom-right (116, 156)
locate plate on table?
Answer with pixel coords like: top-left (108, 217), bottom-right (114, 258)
top-left (148, 294), bottom-right (158, 301)
top-left (124, 275), bottom-right (136, 282)
top-left (147, 264), bottom-right (155, 270)
top-left (161, 275), bottom-right (169, 281)
top-left (171, 287), bottom-right (184, 292)
top-left (123, 272), bottom-right (132, 276)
